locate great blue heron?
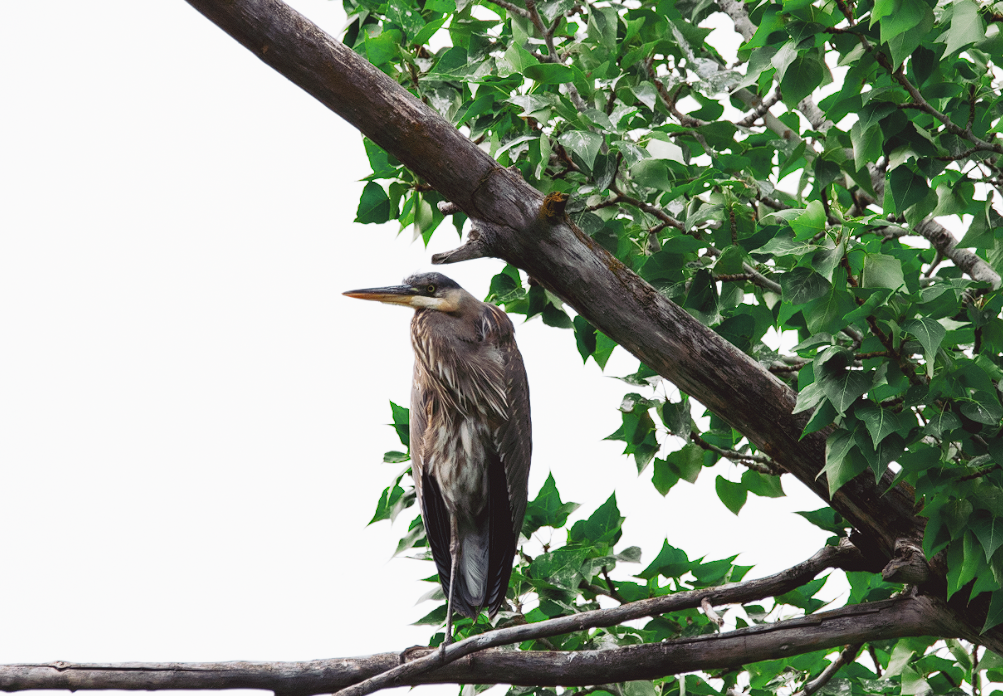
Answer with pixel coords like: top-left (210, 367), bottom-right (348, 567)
top-left (344, 272), bottom-right (531, 645)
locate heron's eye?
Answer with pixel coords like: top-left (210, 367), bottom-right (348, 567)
top-left (426, 284), bottom-right (436, 294)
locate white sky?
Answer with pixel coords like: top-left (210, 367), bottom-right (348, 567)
top-left (1, 2), bottom-right (834, 695)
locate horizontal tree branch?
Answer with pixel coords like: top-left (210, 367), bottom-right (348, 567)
top-left (0, 594), bottom-right (960, 695)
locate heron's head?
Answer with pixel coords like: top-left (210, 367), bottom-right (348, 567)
top-left (343, 272), bottom-right (466, 312)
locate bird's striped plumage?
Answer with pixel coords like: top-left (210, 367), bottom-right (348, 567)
top-left (343, 272), bottom-right (531, 627)
top-left (409, 287), bottom-right (531, 617)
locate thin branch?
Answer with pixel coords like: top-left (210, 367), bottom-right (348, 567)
top-left (795, 644), bottom-right (862, 696)
top-left (609, 185), bottom-right (685, 231)
top-left (702, 598), bottom-right (725, 627)
top-left (736, 87), bottom-right (782, 128)
top-left (602, 566), bottom-right (626, 604)
top-left (489, 0), bottom-right (531, 18)
top-left (690, 431), bottom-right (783, 475)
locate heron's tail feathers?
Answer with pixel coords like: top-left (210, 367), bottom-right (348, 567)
top-left (449, 521), bottom-right (490, 619)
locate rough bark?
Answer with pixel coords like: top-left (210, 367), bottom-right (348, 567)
top-left (179, 0), bottom-right (1002, 652)
top-left (0, 595), bottom-right (961, 694)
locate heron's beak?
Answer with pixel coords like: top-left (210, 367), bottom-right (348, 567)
top-left (343, 285), bottom-right (419, 307)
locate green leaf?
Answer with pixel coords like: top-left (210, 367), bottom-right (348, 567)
top-left (390, 400), bottom-right (410, 448)
top-left (939, 0), bottom-right (987, 56)
top-left (852, 122), bottom-right (883, 172)
top-left (364, 30), bottom-right (400, 67)
top-left (573, 316), bottom-right (597, 362)
top-left (887, 167), bottom-right (931, 214)
top-left (498, 43), bottom-right (540, 76)
top-left (796, 507), bottom-right (850, 534)
top-left (594, 332), bottom-right (618, 370)
top-left (857, 402), bottom-right (912, 445)
top-left (653, 444), bottom-right (704, 495)
top-left (793, 379), bottom-right (826, 415)
top-left (805, 282), bottom-right (857, 335)
top-left (411, 16), bottom-right (447, 46)
top-left (862, 253), bottom-right (905, 290)
top-left (821, 429), bottom-right (867, 497)
top-left (776, 576), bottom-right (827, 613)
top-left (781, 54), bottom-right (824, 105)
top-left (559, 130), bottom-right (604, 171)
top-left (716, 476), bottom-right (748, 515)
top-left (524, 63), bottom-right (576, 84)
top-left (363, 138), bottom-right (400, 179)
top-left (356, 182), bottom-right (391, 224)
top-left (638, 540), bottom-right (691, 579)
top-left (587, 5), bottom-right (618, 52)
top-left (960, 393), bottom-right (1003, 424)
top-left (948, 531), bottom-right (983, 599)
top-left (523, 473), bottom-right (581, 534)
top-left (904, 316), bottom-right (946, 371)
top-left (742, 469), bottom-right (785, 498)
top-left (887, 4), bottom-right (935, 66)
top-left (782, 267), bottom-right (831, 305)
top-left (652, 458), bottom-right (681, 496)
top-left (568, 493), bottom-right (624, 547)
top-left (820, 368), bottom-right (870, 414)
top-left (971, 510), bottom-right (1003, 561)
top-left (790, 201), bottom-right (826, 240)
top-left (872, 0), bottom-right (928, 43)
top-left (369, 483), bottom-right (405, 525)
top-left (984, 590), bottom-right (1003, 633)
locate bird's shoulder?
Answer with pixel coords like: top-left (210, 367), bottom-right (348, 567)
top-left (476, 302), bottom-right (516, 345)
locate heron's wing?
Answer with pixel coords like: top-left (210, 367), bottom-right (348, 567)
top-left (411, 369), bottom-right (453, 596)
top-left (481, 304), bottom-right (532, 614)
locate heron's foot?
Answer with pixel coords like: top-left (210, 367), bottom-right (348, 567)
top-left (438, 629), bottom-right (456, 663)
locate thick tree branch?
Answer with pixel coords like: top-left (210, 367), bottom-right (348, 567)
top-left (0, 595), bottom-right (961, 695)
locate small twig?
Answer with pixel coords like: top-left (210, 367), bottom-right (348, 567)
top-left (609, 185), bottom-right (686, 231)
top-left (689, 431), bottom-right (783, 475)
top-left (868, 644), bottom-right (883, 676)
top-left (974, 645), bottom-right (981, 696)
top-left (702, 597), bottom-right (725, 627)
top-left (794, 644), bottom-right (862, 696)
top-left (602, 566), bottom-right (625, 604)
top-left (488, 0), bottom-right (531, 18)
top-left (715, 273), bottom-right (757, 283)
top-left (735, 87), bottom-right (781, 128)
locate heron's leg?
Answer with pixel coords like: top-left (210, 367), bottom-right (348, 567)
top-left (440, 515), bottom-right (460, 661)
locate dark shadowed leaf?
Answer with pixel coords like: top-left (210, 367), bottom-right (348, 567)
top-left (356, 182), bottom-right (391, 224)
